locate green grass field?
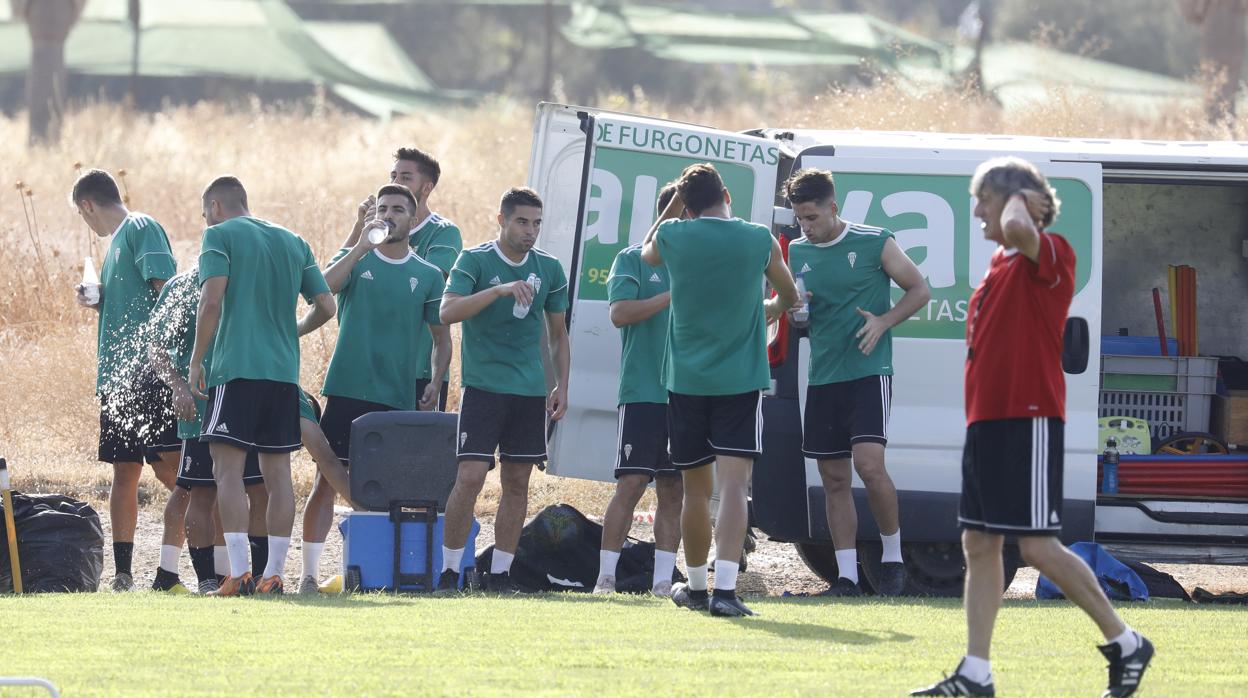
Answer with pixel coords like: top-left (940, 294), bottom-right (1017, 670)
top-left (0, 593), bottom-right (1243, 697)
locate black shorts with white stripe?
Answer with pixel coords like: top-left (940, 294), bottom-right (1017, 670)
top-left (200, 379), bottom-right (302, 454)
top-left (667, 390), bottom-right (763, 470)
top-left (959, 417), bottom-right (1064, 536)
top-left (802, 375), bottom-right (891, 460)
top-left (614, 402), bottom-right (677, 481)
top-left (455, 386), bottom-right (548, 469)
top-left (175, 438), bottom-right (264, 489)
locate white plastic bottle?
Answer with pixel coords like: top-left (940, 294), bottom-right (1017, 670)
top-left (367, 220), bottom-right (389, 245)
top-left (513, 273), bottom-right (538, 319)
top-left (791, 272), bottom-right (809, 326)
top-left (81, 256), bottom-right (101, 306)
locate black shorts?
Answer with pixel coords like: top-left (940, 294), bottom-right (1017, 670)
top-left (456, 386), bottom-right (547, 469)
top-left (802, 375), bottom-right (892, 459)
top-left (667, 390), bottom-right (763, 470)
top-left (200, 379), bottom-right (301, 453)
top-left (615, 402), bottom-right (677, 481)
top-left (320, 395), bottom-right (394, 465)
top-left (959, 417), bottom-right (1064, 536)
top-left (175, 438), bottom-right (263, 490)
top-left (415, 378), bottom-right (450, 412)
top-left (98, 371), bottom-right (180, 465)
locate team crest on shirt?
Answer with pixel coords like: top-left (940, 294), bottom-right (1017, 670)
top-left (361, 270), bottom-right (374, 280)
top-left (410, 277), bottom-right (419, 292)
top-left (489, 275), bottom-right (502, 285)
top-left (114, 247), bottom-right (121, 264)
top-left (799, 263), bottom-right (812, 273)
top-left (460, 432), bottom-right (468, 447)
top-left (623, 444), bottom-right (633, 460)
top-left (847, 252), bottom-right (857, 268)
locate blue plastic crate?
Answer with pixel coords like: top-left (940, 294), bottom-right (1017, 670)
top-left (340, 512), bottom-right (479, 591)
top-left (1100, 336), bottom-right (1178, 357)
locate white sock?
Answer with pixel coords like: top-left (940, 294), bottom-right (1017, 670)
top-left (598, 549), bottom-right (620, 580)
top-left (159, 544), bottom-right (180, 574)
top-left (491, 549), bottom-right (514, 575)
top-left (262, 535), bottom-right (291, 579)
top-left (214, 545), bottom-right (229, 576)
top-left (880, 530), bottom-right (903, 563)
top-left (958, 655), bottom-right (992, 684)
top-left (835, 548), bottom-right (859, 584)
top-left (223, 532), bottom-right (250, 578)
top-left (442, 546), bottom-right (464, 573)
top-left (687, 563), bottom-right (708, 591)
top-left (301, 541), bottom-right (325, 580)
top-left (653, 549), bottom-right (677, 589)
top-left (1109, 628), bottom-right (1140, 655)
top-left (713, 559), bottom-right (739, 592)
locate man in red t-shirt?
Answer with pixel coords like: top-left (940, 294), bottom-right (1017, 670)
top-left (912, 158), bottom-right (1154, 698)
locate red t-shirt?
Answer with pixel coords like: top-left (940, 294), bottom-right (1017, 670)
top-left (964, 232), bottom-right (1076, 425)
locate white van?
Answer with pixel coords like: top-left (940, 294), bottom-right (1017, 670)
top-left (526, 102), bottom-right (1248, 596)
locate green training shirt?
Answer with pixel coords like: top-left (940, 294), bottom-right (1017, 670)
top-left (655, 217), bottom-right (772, 396)
top-left (96, 212), bottom-right (176, 393)
top-left (408, 212), bottom-right (463, 382)
top-left (445, 241), bottom-right (569, 397)
top-left (198, 216), bottom-right (330, 388)
top-left (607, 245), bottom-right (669, 406)
top-left (147, 268), bottom-right (205, 440)
top-left (322, 247), bottom-right (445, 410)
top-left (788, 222), bottom-right (896, 385)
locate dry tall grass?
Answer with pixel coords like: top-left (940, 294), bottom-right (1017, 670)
top-left (0, 85), bottom-right (1240, 515)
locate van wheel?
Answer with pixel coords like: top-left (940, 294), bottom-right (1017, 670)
top-left (862, 542), bottom-right (1022, 597)
top-left (793, 542), bottom-right (877, 595)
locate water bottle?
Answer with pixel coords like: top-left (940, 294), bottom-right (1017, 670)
top-left (81, 256), bottom-right (101, 306)
top-left (791, 272), bottom-right (809, 327)
top-left (0, 457), bottom-right (9, 491)
top-left (367, 220), bottom-right (389, 245)
top-left (1102, 437), bottom-right (1119, 494)
top-left (513, 273), bottom-right (538, 319)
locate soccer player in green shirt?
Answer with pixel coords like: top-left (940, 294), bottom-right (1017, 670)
top-left (188, 176), bottom-right (336, 596)
top-left (71, 168), bottom-right (179, 592)
top-left (641, 164), bottom-right (799, 617)
top-left (784, 168), bottom-right (930, 597)
top-left (346, 147), bottom-right (462, 410)
top-left (298, 183), bottom-right (451, 594)
top-left (435, 187), bottom-right (571, 594)
top-left (594, 182), bottom-right (684, 597)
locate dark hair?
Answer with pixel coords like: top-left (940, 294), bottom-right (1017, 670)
top-left (656, 182), bottom-right (678, 215)
top-left (394, 147), bottom-right (441, 186)
top-left (970, 157), bottom-right (1061, 229)
top-left (675, 163), bottom-right (724, 216)
top-left (784, 168), bottom-right (836, 206)
top-left (71, 169), bottom-right (122, 206)
top-left (376, 183), bottom-right (418, 213)
top-left (500, 187), bottom-right (543, 218)
top-left (202, 175), bottom-right (248, 210)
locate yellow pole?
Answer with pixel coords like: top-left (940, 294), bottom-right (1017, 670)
top-left (0, 458), bottom-right (22, 594)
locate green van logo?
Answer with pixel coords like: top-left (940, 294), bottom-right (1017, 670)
top-left (834, 172), bottom-right (1093, 340)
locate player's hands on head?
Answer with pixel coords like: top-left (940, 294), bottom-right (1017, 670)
top-left (357, 195), bottom-right (376, 224)
top-left (1013, 188), bottom-right (1050, 225)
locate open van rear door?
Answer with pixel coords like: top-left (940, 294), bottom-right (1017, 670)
top-left (526, 103), bottom-right (783, 481)
top-left (756, 149), bottom-right (1104, 557)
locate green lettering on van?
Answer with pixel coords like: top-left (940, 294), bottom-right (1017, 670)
top-left (833, 172), bottom-right (1093, 340)
top-left (576, 147), bottom-right (756, 301)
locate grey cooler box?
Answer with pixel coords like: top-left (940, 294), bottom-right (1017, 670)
top-left (348, 410), bottom-right (459, 512)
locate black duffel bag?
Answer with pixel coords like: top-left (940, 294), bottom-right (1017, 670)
top-left (0, 492), bottom-right (105, 592)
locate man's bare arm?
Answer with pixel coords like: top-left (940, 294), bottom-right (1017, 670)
top-left (297, 292), bottom-right (336, 336)
top-left (188, 277), bottom-right (226, 399)
top-left (640, 195), bottom-right (685, 266)
top-left (609, 292), bottom-right (670, 328)
top-left (763, 236), bottom-right (799, 321)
